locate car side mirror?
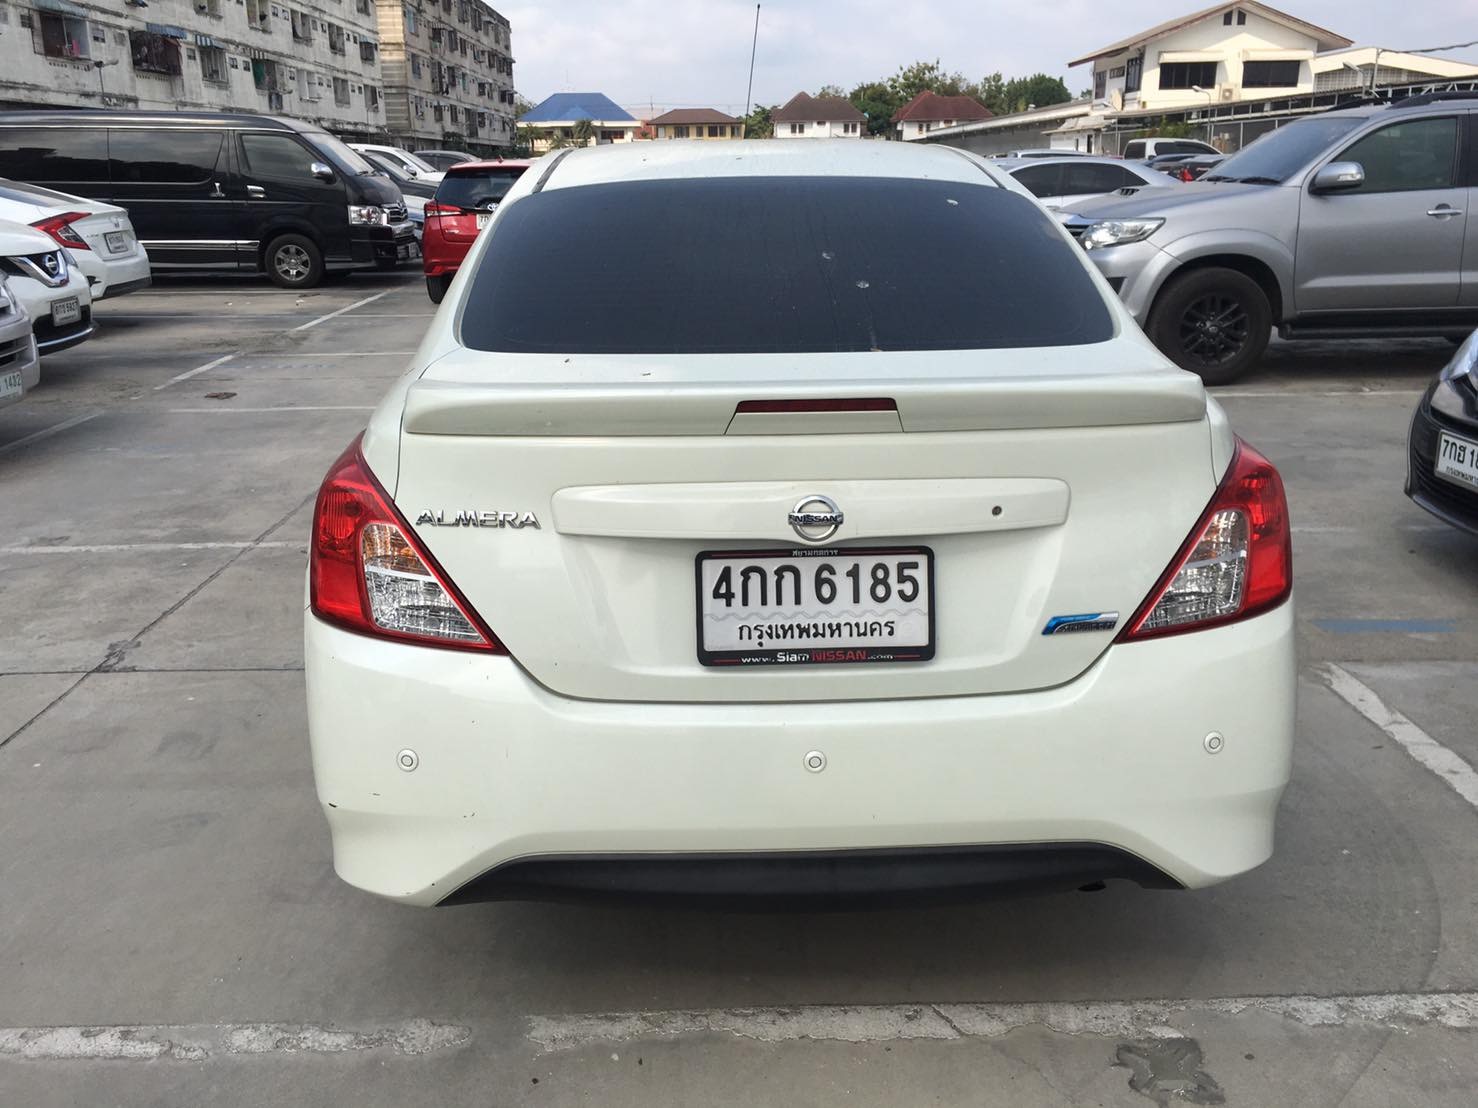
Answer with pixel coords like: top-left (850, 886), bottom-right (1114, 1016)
top-left (1311, 161), bottom-right (1364, 193)
top-left (310, 161), bottom-right (336, 183)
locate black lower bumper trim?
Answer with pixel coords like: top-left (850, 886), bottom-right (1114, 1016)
top-left (438, 844), bottom-right (1182, 908)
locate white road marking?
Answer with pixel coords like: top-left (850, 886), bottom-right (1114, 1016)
top-left (235, 351), bottom-right (416, 358)
top-left (0, 412), bottom-right (102, 457)
top-left (153, 353), bottom-right (237, 391)
top-left (1293, 524), bottom-right (1449, 534)
top-left (527, 991), bottom-right (1478, 1053)
top-left (1322, 663), bottom-right (1478, 809)
top-left (290, 289), bottom-right (394, 332)
top-left (1211, 388), bottom-right (1424, 398)
top-left (167, 406), bottom-right (376, 413)
top-left (0, 1019), bottom-right (469, 1062)
top-left (0, 541), bottom-right (301, 555)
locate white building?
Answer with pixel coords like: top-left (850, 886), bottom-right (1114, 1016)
top-left (0, 0), bottom-right (388, 139)
top-left (770, 92), bottom-right (865, 138)
top-left (515, 92), bottom-right (641, 155)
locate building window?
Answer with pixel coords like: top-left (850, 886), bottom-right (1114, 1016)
top-left (673, 125), bottom-right (690, 138)
top-left (327, 22), bottom-right (346, 54)
top-left (194, 0), bottom-right (225, 16)
top-left (1237, 10), bottom-right (1246, 23)
top-left (357, 0), bottom-right (371, 13)
top-left (789, 122), bottom-right (803, 134)
top-left (297, 67), bottom-right (320, 100)
top-left (130, 30), bottom-right (182, 75)
top-left (1124, 54), bottom-right (1143, 94)
top-left (1223, 10), bottom-right (1232, 23)
top-left (1158, 62), bottom-right (1217, 90)
top-left (404, 6), bottom-right (417, 34)
top-left (290, 8), bottom-right (311, 42)
top-left (410, 53), bottom-right (421, 77)
top-left (199, 44), bottom-right (228, 83)
top-left (732, 125), bottom-right (741, 137)
top-left (360, 39), bottom-right (376, 62)
top-left (251, 57), bottom-right (284, 91)
top-left (842, 121), bottom-right (858, 134)
top-left (245, 0), bottom-right (270, 30)
top-left (1093, 70), bottom-right (1106, 99)
top-left (1242, 60), bottom-right (1300, 88)
top-left (333, 76), bottom-right (350, 105)
top-left (707, 125), bottom-right (721, 137)
top-left (35, 12), bottom-right (91, 59)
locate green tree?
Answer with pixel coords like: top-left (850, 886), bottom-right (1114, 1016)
top-left (999, 73), bottom-right (1072, 114)
top-left (974, 71), bottom-right (1007, 114)
top-left (571, 118), bottom-right (596, 147)
top-left (815, 83), bottom-right (846, 99)
top-left (849, 80), bottom-right (900, 137)
top-left (742, 104), bottom-right (774, 139)
top-left (887, 59), bottom-right (971, 103)
top-left (512, 93), bottom-right (537, 120)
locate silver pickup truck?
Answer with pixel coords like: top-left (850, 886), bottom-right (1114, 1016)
top-left (1065, 93), bottom-right (1478, 383)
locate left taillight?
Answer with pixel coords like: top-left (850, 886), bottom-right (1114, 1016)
top-left (1118, 438), bottom-right (1291, 641)
top-left (32, 211), bottom-right (91, 251)
top-left (309, 437), bottom-right (505, 653)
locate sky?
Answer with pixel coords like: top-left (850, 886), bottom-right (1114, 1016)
top-left (499, 0), bottom-right (1478, 118)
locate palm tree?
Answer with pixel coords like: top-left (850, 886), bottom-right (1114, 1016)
top-left (571, 118), bottom-right (596, 147)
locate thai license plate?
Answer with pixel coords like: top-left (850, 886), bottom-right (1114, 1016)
top-left (696, 547), bottom-right (934, 666)
top-left (476, 212), bottom-right (492, 229)
top-left (1436, 431), bottom-right (1478, 490)
top-left (50, 297), bottom-right (80, 326)
top-left (104, 231), bottom-right (128, 253)
top-left (0, 369), bottom-right (22, 401)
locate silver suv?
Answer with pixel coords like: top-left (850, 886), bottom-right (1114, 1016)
top-left (1066, 94), bottom-right (1477, 383)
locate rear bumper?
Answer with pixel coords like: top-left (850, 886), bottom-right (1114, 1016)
top-left (306, 601), bottom-right (1297, 906)
top-left (88, 253), bottom-right (152, 299)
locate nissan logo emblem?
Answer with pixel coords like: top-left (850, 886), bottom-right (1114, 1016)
top-left (788, 495), bottom-right (843, 543)
top-left (43, 254), bottom-right (59, 275)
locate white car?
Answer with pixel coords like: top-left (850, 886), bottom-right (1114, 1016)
top-left (1006, 156), bottom-right (1182, 211)
top-left (0, 219), bottom-right (93, 356)
top-left (305, 141), bottom-right (1295, 907)
top-left (0, 277), bottom-right (40, 409)
top-left (349, 144), bottom-right (445, 184)
top-left (0, 180), bottom-right (151, 300)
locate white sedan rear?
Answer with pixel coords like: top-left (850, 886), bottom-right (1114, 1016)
top-left (0, 179), bottom-right (151, 300)
top-left (304, 141), bottom-right (1295, 907)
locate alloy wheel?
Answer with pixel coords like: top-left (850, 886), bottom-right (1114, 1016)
top-left (1177, 293), bottom-right (1250, 367)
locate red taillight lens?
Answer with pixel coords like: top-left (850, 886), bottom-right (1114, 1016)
top-left (424, 201), bottom-right (450, 217)
top-left (1118, 438), bottom-right (1291, 641)
top-left (32, 211), bottom-right (91, 250)
top-left (1178, 168), bottom-right (1194, 182)
top-left (309, 437), bottom-right (504, 652)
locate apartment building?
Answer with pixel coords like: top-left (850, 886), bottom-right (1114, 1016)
top-left (374, 0), bottom-right (515, 155)
top-left (0, 0), bottom-right (387, 139)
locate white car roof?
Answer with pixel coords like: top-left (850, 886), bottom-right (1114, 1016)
top-left (540, 139), bottom-right (1010, 191)
top-left (0, 178), bottom-right (122, 219)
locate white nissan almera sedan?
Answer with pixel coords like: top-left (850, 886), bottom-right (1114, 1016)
top-left (305, 140), bottom-right (1295, 907)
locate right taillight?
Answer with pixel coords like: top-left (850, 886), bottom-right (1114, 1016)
top-left (1118, 438), bottom-right (1291, 641)
top-left (310, 436), bottom-right (504, 653)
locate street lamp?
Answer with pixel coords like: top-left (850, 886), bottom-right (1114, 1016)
top-left (1190, 85), bottom-right (1217, 144)
top-left (92, 58), bottom-right (119, 104)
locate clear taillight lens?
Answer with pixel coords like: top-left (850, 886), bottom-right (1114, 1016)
top-left (1120, 439), bottom-right (1291, 641)
top-left (310, 437), bottom-right (503, 652)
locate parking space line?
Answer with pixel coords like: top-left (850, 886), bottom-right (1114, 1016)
top-left (528, 990), bottom-right (1478, 1053)
top-left (1313, 619), bottom-right (1456, 633)
top-left (290, 290), bottom-right (394, 332)
top-left (0, 1019), bottom-right (469, 1061)
top-left (153, 353), bottom-right (237, 391)
top-left (167, 406), bottom-right (376, 414)
top-left (0, 541), bottom-right (301, 555)
top-left (1211, 389), bottom-right (1424, 398)
top-left (238, 351), bottom-right (416, 357)
top-left (0, 412), bottom-right (102, 458)
top-left (1322, 664), bottom-right (1478, 810)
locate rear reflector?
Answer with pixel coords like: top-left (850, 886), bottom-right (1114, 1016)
top-left (310, 437), bottom-right (503, 652)
top-left (1118, 438), bottom-right (1291, 641)
top-left (734, 398), bottom-right (897, 414)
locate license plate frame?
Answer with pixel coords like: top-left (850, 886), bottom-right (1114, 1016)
top-left (1436, 430), bottom-right (1478, 491)
top-left (695, 546), bottom-right (935, 667)
top-left (104, 231), bottom-right (127, 254)
top-left (50, 296), bottom-right (80, 326)
top-left (0, 369), bottom-right (22, 401)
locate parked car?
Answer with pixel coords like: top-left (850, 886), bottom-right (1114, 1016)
top-left (414, 149), bottom-right (478, 171)
top-left (421, 159), bottom-right (530, 302)
top-left (350, 144), bottom-right (444, 184)
top-left (0, 111), bottom-right (416, 289)
top-left (988, 148), bottom-right (1092, 159)
top-left (1121, 137), bottom-right (1220, 160)
top-left (0, 276), bottom-right (40, 410)
top-left (352, 149), bottom-right (435, 239)
top-left (1062, 94), bottom-right (1478, 383)
top-left (1007, 157), bottom-right (1180, 210)
top-left (1165, 154), bottom-right (1226, 182)
top-left (1406, 330), bottom-right (1478, 533)
top-left (0, 218), bottom-right (93, 356)
top-left (0, 179), bottom-right (151, 300)
top-left (306, 139), bottom-right (1294, 907)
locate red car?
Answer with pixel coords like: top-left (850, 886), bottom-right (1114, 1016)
top-left (421, 159), bottom-right (531, 302)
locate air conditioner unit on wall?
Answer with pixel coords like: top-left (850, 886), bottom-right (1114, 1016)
top-left (1220, 86), bottom-right (1236, 101)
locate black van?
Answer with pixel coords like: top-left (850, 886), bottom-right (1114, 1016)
top-left (0, 110), bottom-right (416, 289)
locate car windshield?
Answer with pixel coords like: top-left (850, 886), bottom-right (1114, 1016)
top-left (305, 132), bottom-right (378, 176)
top-left (460, 176), bottom-right (1114, 354)
top-left (435, 168), bottom-right (526, 209)
top-left (392, 149), bottom-right (439, 174)
top-left (1204, 115), bottom-right (1367, 183)
top-left (366, 153), bottom-right (412, 182)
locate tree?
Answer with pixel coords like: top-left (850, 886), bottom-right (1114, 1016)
top-left (887, 59), bottom-right (971, 104)
top-left (849, 80), bottom-right (899, 137)
top-left (974, 71), bottom-right (1006, 115)
top-left (571, 118), bottom-right (595, 147)
top-left (999, 73), bottom-right (1072, 114)
top-left (815, 83), bottom-right (846, 99)
top-left (742, 104), bottom-right (774, 139)
top-left (512, 93), bottom-right (537, 120)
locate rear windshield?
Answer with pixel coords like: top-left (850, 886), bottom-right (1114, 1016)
top-left (459, 176), bottom-right (1114, 354)
top-left (436, 167), bottom-right (528, 210)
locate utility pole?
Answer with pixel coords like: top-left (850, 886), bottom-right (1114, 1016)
top-left (742, 4), bottom-right (759, 137)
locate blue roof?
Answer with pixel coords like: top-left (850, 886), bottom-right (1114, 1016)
top-left (520, 93), bottom-right (635, 124)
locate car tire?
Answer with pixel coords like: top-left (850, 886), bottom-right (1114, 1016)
top-left (1147, 267), bottom-right (1272, 386)
top-left (426, 274), bottom-right (451, 304)
top-left (265, 234), bottom-right (324, 289)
